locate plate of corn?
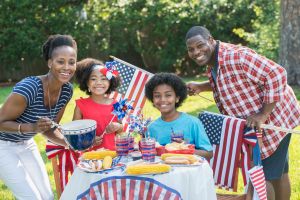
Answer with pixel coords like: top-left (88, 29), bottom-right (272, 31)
top-left (125, 160), bottom-right (172, 175)
top-left (78, 150), bottom-right (125, 173)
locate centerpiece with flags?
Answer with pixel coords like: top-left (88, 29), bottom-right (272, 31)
top-left (128, 109), bottom-right (152, 138)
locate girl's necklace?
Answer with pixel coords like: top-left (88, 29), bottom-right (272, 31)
top-left (47, 74), bottom-right (61, 120)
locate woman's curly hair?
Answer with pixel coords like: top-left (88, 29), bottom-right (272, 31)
top-left (75, 58), bottom-right (121, 95)
top-left (145, 72), bottom-right (187, 108)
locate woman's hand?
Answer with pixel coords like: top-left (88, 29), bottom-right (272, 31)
top-left (34, 117), bottom-right (53, 133)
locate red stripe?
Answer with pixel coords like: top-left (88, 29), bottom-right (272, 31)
top-left (146, 182), bottom-right (154, 200)
top-left (163, 191), bottom-right (172, 200)
top-left (216, 118), bottom-right (231, 185)
top-left (112, 179), bottom-right (117, 200)
top-left (98, 183), bottom-right (102, 199)
top-left (103, 182), bottom-right (109, 200)
top-left (139, 180), bottom-right (146, 199)
top-left (225, 119), bottom-right (244, 188)
top-left (89, 187), bottom-right (97, 200)
top-left (129, 179), bottom-right (136, 200)
top-left (130, 73), bottom-right (149, 109)
top-left (211, 144), bottom-right (219, 181)
top-left (223, 119), bottom-right (237, 187)
top-left (232, 120), bottom-right (245, 189)
top-left (139, 95), bottom-right (147, 110)
top-left (126, 71), bottom-right (142, 100)
top-left (121, 179), bottom-right (126, 199)
top-left (81, 197), bottom-right (88, 200)
top-left (153, 186), bottom-right (163, 199)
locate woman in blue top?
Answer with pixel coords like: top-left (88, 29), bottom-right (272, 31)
top-left (0, 35), bottom-right (77, 200)
top-left (145, 73), bottom-right (213, 160)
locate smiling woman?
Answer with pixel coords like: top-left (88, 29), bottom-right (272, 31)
top-left (0, 34), bottom-right (77, 200)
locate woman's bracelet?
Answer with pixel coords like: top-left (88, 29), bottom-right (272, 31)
top-left (18, 123), bottom-right (23, 134)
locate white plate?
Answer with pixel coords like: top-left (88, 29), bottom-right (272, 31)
top-left (78, 161), bottom-right (125, 173)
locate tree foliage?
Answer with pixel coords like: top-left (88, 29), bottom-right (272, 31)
top-left (0, 0), bottom-right (279, 81)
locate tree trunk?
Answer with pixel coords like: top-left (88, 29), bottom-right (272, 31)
top-left (279, 0), bottom-right (300, 86)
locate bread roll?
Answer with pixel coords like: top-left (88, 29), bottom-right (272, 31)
top-left (165, 156), bottom-right (190, 164)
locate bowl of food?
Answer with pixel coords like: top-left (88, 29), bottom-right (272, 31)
top-left (61, 119), bottom-right (97, 151)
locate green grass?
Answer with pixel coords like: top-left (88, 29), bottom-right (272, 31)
top-left (0, 83), bottom-right (299, 200)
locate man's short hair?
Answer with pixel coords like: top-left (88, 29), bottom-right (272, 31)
top-left (185, 26), bottom-right (212, 41)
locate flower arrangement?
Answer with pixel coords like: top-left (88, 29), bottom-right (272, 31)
top-left (128, 110), bottom-right (152, 138)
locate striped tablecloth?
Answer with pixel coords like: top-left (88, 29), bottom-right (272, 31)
top-left (60, 160), bottom-right (216, 200)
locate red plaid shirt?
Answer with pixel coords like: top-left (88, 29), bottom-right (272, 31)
top-left (208, 41), bottom-right (300, 159)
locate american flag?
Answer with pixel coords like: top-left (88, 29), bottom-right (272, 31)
top-left (77, 176), bottom-right (182, 200)
top-left (199, 111), bottom-right (245, 191)
top-left (248, 166), bottom-right (267, 200)
top-left (108, 57), bottom-right (153, 130)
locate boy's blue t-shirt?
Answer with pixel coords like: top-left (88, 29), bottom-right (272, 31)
top-left (148, 112), bottom-right (213, 151)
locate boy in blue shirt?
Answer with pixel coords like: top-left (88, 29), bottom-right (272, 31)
top-left (145, 73), bottom-right (213, 160)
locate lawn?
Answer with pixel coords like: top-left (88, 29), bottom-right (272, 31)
top-left (0, 83), bottom-right (299, 200)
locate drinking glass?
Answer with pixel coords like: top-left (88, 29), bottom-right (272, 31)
top-left (140, 138), bottom-right (156, 162)
top-left (171, 130), bottom-right (184, 143)
top-left (115, 136), bottom-right (129, 156)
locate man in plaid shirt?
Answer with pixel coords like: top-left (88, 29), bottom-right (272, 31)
top-left (185, 26), bottom-right (300, 200)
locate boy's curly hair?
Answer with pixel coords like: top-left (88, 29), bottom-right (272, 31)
top-left (145, 73), bottom-right (187, 108)
top-left (75, 58), bottom-right (121, 95)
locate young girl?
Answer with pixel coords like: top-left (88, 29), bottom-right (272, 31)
top-left (145, 73), bottom-right (213, 160)
top-left (73, 58), bottom-right (123, 150)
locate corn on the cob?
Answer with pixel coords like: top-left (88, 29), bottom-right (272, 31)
top-left (161, 153), bottom-right (197, 164)
top-left (126, 164), bottom-right (171, 175)
top-left (82, 150), bottom-right (117, 160)
top-left (102, 156), bottom-right (113, 169)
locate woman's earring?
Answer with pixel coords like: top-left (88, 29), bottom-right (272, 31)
top-left (88, 88), bottom-right (91, 92)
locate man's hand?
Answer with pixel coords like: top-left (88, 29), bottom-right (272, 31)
top-left (246, 112), bottom-right (269, 133)
top-left (186, 81), bottom-right (202, 95)
top-left (186, 80), bottom-right (212, 96)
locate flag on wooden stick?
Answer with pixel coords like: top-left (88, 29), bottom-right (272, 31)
top-left (108, 57), bottom-right (153, 131)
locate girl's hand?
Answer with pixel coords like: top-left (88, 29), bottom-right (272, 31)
top-left (94, 136), bottom-right (103, 146)
top-left (35, 117), bottom-right (52, 133)
top-left (105, 122), bottom-right (123, 133)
